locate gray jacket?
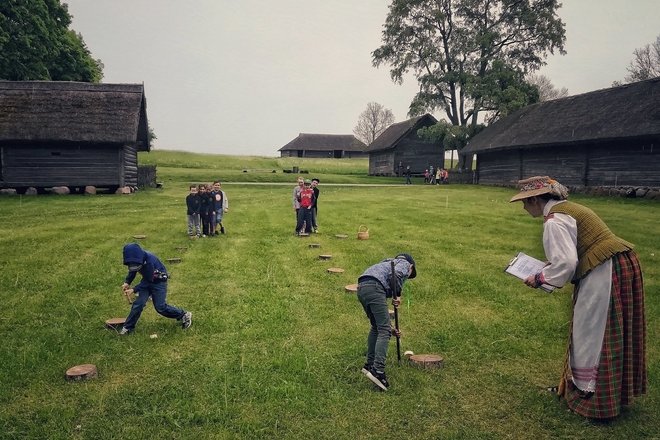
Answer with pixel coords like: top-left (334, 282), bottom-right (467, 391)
top-left (358, 258), bottom-right (412, 298)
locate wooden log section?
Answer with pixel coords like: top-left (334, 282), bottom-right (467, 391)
top-left (308, 243), bottom-right (321, 248)
top-left (408, 354), bottom-right (444, 368)
top-left (105, 317), bottom-right (126, 329)
top-left (345, 284), bottom-right (358, 293)
top-left (65, 364), bottom-right (98, 381)
top-left (166, 257), bottom-right (182, 264)
top-left (327, 267), bottom-right (344, 274)
top-left (133, 234), bottom-right (146, 239)
top-left (335, 234), bottom-right (348, 239)
top-left (319, 254), bottom-right (332, 260)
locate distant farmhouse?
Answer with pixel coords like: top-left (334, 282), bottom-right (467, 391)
top-left (0, 81), bottom-right (150, 192)
top-left (278, 133), bottom-right (367, 158)
top-left (366, 114), bottom-right (442, 176)
top-left (463, 78), bottom-right (660, 189)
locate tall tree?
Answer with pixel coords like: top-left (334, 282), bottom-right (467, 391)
top-left (353, 102), bottom-right (396, 145)
top-left (0, 0), bottom-right (103, 81)
top-left (614, 35), bottom-right (660, 85)
top-left (526, 73), bottom-right (568, 101)
top-left (372, 0), bottom-right (565, 169)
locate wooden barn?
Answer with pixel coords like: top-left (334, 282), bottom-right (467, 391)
top-left (0, 81), bottom-right (150, 192)
top-left (366, 114), bottom-right (443, 176)
top-left (278, 133), bottom-right (367, 158)
top-left (462, 78), bottom-right (660, 188)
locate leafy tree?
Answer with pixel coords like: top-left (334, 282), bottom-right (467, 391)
top-left (353, 102), bottom-right (396, 145)
top-left (0, 0), bottom-right (103, 81)
top-left (373, 0), bottom-right (565, 169)
top-left (526, 73), bottom-right (568, 101)
top-left (613, 34), bottom-right (660, 85)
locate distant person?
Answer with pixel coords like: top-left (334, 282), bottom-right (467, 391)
top-left (185, 184), bottom-right (201, 238)
top-left (292, 176), bottom-right (304, 233)
top-left (211, 181), bottom-right (229, 235)
top-left (199, 184), bottom-right (213, 237)
top-left (357, 253), bottom-right (417, 391)
top-left (423, 169), bottom-right (429, 184)
top-left (311, 178), bottom-right (320, 233)
top-left (397, 161), bottom-right (403, 177)
top-left (435, 167), bottom-right (442, 185)
top-left (295, 179), bottom-right (314, 235)
top-left (429, 165), bottom-right (435, 184)
top-left (440, 168), bottom-right (448, 184)
top-left (510, 176), bottom-right (646, 419)
top-left (405, 166), bottom-right (412, 185)
top-left (120, 243), bottom-right (192, 335)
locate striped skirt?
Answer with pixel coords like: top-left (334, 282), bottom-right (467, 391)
top-left (561, 251), bottom-right (647, 419)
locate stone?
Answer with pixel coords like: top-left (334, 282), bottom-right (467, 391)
top-left (84, 186), bottom-right (97, 195)
top-left (25, 187), bottom-right (38, 195)
top-left (51, 186), bottom-right (70, 195)
top-left (0, 189), bottom-right (17, 195)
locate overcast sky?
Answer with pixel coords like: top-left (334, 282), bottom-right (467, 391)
top-left (64, 0), bottom-right (659, 156)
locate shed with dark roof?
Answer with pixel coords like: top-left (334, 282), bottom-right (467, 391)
top-left (0, 81), bottom-right (150, 191)
top-left (366, 114), bottom-right (443, 176)
top-left (278, 133), bottom-right (367, 158)
top-left (463, 78), bottom-right (660, 188)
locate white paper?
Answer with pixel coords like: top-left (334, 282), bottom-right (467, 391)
top-left (505, 252), bottom-right (555, 292)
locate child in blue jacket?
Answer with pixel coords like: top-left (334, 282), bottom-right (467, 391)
top-left (120, 243), bottom-right (192, 334)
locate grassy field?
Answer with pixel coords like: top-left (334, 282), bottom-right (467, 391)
top-left (0, 153), bottom-right (658, 439)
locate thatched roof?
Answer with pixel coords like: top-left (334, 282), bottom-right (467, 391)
top-left (0, 81), bottom-right (150, 151)
top-left (366, 114), bottom-right (438, 152)
top-left (278, 133), bottom-right (367, 152)
top-left (464, 78), bottom-right (660, 154)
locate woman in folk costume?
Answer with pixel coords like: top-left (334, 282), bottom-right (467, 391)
top-left (510, 176), bottom-right (646, 419)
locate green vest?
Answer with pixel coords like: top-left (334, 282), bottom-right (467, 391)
top-left (547, 201), bottom-right (633, 281)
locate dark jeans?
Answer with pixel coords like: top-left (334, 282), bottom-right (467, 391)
top-left (357, 280), bottom-right (391, 372)
top-left (124, 281), bottom-right (185, 331)
top-left (296, 207), bottom-right (313, 233)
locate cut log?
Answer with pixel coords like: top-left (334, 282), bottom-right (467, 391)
top-left (308, 243), bottom-right (321, 248)
top-left (65, 364), bottom-right (98, 381)
top-left (166, 257), bottom-right (182, 264)
top-left (105, 317), bottom-right (126, 329)
top-left (335, 234), bottom-right (348, 239)
top-left (298, 232), bottom-right (310, 237)
top-left (327, 267), bottom-right (344, 274)
top-left (409, 354), bottom-right (444, 369)
top-left (345, 283), bottom-right (358, 293)
top-left (175, 246), bottom-right (188, 252)
top-left (319, 254), bottom-right (332, 260)
top-left (133, 234), bottom-right (146, 239)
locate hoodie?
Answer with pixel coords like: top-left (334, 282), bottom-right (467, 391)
top-left (123, 243), bottom-right (168, 285)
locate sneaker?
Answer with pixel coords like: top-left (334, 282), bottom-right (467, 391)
top-left (118, 327), bottom-right (131, 335)
top-left (220, 226), bottom-right (225, 234)
top-left (215, 230), bottom-right (219, 235)
top-left (181, 311), bottom-right (193, 329)
top-left (365, 367), bottom-right (389, 391)
top-left (361, 363), bottom-right (372, 376)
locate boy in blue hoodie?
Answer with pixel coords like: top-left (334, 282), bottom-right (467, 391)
top-left (120, 243), bottom-right (192, 335)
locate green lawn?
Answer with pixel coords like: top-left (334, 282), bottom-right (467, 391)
top-left (0, 153), bottom-right (657, 439)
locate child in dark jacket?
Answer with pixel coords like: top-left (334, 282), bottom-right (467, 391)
top-left (198, 184), bottom-right (213, 237)
top-left (186, 185), bottom-right (202, 237)
top-left (120, 243), bottom-right (192, 334)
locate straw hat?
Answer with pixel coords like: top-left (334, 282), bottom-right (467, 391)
top-left (509, 176), bottom-right (569, 202)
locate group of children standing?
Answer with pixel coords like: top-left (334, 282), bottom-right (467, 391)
top-left (185, 181), bottom-right (229, 238)
top-left (292, 176), bottom-right (319, 235)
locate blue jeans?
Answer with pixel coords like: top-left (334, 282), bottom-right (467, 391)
top-left (124, 281), bottom-right (185, 331)
top-left (357, 279), bottom-right (391, 372)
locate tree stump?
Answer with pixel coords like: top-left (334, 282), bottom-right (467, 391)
top-left (298, 232), bottom-right (310, 237)
top-left (335, 234), bottom-right (348, 239)
top-left (175, 246), bottom-right (188, 252)
top-left (319, 254), bottom-right (332, 260)
top-left (408, 354), bottom-right (444, 369)
top-left (105, 317), bottom-right (126, 330)
top-left (166, 257), bottom-right (182, 264)
top-left (327, 267), bottom-right (344, 274)
top-left (65, 364), bottom-right (98, 381)
top-left (345, 284), bottom-right (358, 293)
top-left (133, 234), bottom-right (146, 239)
top-left (309, 243), bottom-right (321, 248)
